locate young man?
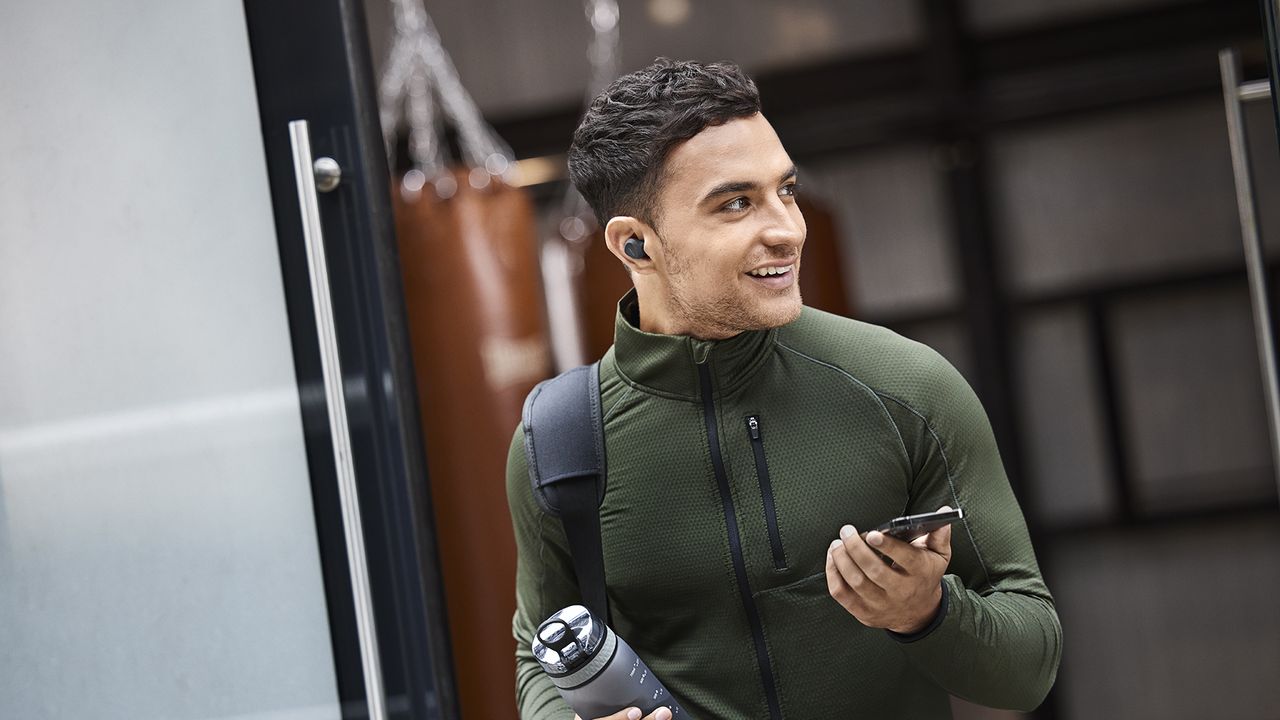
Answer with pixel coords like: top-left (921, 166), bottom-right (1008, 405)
top-left (507, 59), bottom-right (1061, 720)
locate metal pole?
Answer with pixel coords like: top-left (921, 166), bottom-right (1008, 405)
top-left (1219, 48), bottom-right (1280, 503)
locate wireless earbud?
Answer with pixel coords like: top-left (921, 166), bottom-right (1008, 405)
top-left (623, 236), bottom-right (649, 260)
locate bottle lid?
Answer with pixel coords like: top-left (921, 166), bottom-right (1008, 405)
top-left (532, 605), bottom-right (606, 676)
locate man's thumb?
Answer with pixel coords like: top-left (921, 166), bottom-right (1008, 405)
top-left (925, 506), bottom-right (954, 557)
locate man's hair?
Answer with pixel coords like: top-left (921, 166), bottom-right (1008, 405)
top-left (567, 58), bottom-right (761, 229)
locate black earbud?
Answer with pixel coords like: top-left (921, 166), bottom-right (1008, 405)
top-left (623, 236), bottom-right (649, 260)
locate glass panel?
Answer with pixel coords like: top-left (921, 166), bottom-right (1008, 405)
top-left (990, 97), bottom-right (1280, 297)
top-left (806, 146), bottom-right (960, 318)
top-left (0, 2), bottom-right (342, 719)
top-left (1014, 307), bottom-right (1115, 526)
top-left (1048, 517), bottom-right (1280, 718)
top-left (1109, 286), bottom-right (1275, 513)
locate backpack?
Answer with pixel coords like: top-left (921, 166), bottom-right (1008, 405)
top-left (520, 361), bottom-right (610, 623)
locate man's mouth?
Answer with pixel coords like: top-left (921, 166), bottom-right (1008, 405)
top-left (746, 264), bottom-right (794, 278)
top-left (744, 263), bottom-right (796, 289)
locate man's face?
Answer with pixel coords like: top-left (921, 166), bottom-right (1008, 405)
top-left (648, 112), bottom-right (806, 339)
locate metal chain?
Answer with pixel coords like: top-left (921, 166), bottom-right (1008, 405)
top-left (584, 0), bottom-right (620, 103)
top-left (560, 0), bottom-right (621, 240)
top-left (379, 0), bottom-right (512, 185)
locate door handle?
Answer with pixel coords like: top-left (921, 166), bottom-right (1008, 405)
top-left (288, 118), bottom-right (388, 720)
top-left (1219, 49), bottom-right (1280, 504)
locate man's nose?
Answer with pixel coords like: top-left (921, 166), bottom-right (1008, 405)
top-left (761, 197), bottom-right (806, 250)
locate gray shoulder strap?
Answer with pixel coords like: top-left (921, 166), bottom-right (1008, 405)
top-left (521, 361), bottom-right (609, 621)
top-left (521, 361), bottom-right (606, 515)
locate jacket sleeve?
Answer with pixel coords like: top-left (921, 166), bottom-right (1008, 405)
top-left (507, 424), bottom-right (580, 720)
top-left (878, 350), bottom-right (1063, 712)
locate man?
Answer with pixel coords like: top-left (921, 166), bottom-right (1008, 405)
top-left (507, 59), bottom-right (1061, 720)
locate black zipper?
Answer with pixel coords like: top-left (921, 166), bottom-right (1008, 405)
top-left (746, 415), bottom-right (787, 570)
top-left (697, 363), bottom-right (783, 720)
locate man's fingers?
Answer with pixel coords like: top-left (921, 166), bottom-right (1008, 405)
top-left (863, 530), bottom-right (924, 573)
top-left (583, 707), bottom-right (670, 720)
top-left (830, 536), bottom-right (887, 597)
top-left (825, 543), bottom-right (845, 597)
top-left (924, 505), bottom-right (955, 559)
top-left (839, 525), bottom-right (894, 587)
top-left (831, 537), bottom-right (873, 590)
top-left (924, 522), bottom-right (953, 558)
top-left (826, 542), bottom-right (864, 614)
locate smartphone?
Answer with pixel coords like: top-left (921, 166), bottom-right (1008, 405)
top-left (872, 508), bottom-right (964, 543)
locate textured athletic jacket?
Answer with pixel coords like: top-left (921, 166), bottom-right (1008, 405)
top-left (507, 291), bottom-right (1062, 719)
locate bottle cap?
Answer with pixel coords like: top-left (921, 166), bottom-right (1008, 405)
top-left (532, 605), bottom-right (606, 675)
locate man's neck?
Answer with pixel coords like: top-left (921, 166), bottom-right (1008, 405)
top-left (632, 286), bottom-right (738, 341)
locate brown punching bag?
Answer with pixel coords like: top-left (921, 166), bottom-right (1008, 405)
top-left (795, 194), bottom-right (853, 318)
top-left (575, 193), bottom-right (854, 360)
top-left (578, 229), bottom-right (630, 360)
top-left (394, 168), bottom-right (552, 720)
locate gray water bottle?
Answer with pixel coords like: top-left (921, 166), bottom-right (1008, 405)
top-left (532, 605), bottom-right (689, 720)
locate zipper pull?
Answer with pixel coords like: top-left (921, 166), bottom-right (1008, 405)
top-left (692, 340), bottom-right (713, 365)
top-left (747, 415), bottom-right (761, 441)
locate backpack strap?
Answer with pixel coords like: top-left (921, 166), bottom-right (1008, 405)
top-left (521, 361), bottom-right (609, 623)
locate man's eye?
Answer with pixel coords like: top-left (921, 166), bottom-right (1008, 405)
top-left (724, 197), bottom-right (749, 212)
top-left (780, 182), bottom-right (800, 197)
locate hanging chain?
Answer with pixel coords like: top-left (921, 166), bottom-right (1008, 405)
top-left (379, 0), bottom-right (513, 189)
top-left (560, 0), bottom-right (621, 241)
top-left (584, 0), bottom-right (621, 103)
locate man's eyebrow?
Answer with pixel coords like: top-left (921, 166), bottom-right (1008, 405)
top-left (700, 165), bottom-right (799, 205)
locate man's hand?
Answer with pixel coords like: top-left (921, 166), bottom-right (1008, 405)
top-left (825, 505), bottom-right (954, 634)
top-left (573, 707), bottom-right (672, 720)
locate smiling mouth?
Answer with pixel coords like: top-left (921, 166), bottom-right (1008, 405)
top-left (746, 264), bottom-right (794, 278)
top-left (744, 264), bottom-right (797, 290)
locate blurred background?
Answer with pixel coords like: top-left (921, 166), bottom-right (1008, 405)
top-left (3, 0), bottom-right (1280, 719)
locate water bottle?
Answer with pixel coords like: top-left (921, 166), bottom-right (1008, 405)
top-left (532, 605), bottom-right (689, 720)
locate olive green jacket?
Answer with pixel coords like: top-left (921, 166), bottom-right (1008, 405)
top-left (507, 293), bottom-right (1061, 719)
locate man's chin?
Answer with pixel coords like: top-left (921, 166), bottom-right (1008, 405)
top-left (749, 294), bottom-right (803, 330)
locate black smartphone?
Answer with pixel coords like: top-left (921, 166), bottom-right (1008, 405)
top-left (873, 508), bottom-right (964, 543)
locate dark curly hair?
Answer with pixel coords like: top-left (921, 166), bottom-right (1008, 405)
top-left (567, 58), bottom-right (761, 229)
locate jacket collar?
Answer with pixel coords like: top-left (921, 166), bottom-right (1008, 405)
top-left (611, 289), bottom-right (777, 401)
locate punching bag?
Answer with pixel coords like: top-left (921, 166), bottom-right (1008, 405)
top-left (394, 168), bottom-right (552, 720)
top-left (795, 194), bottom-right (853, 318)
top-left (579, 229), bottom-right (630, 360)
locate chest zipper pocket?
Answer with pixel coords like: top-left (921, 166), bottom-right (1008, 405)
top-left (746, 415), bottom-right (787, 570)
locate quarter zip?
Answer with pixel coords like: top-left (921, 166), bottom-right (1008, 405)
top-left (697, 362), bottom-right (783, 720)
top-left (746, 415), bottom-right (787, 570)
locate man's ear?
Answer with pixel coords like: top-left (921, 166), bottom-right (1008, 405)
top-left (604, 217), bottom-right (658, 275)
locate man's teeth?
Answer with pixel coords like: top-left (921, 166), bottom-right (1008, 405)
top-left (747, 265), bottom-right (793, 277)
